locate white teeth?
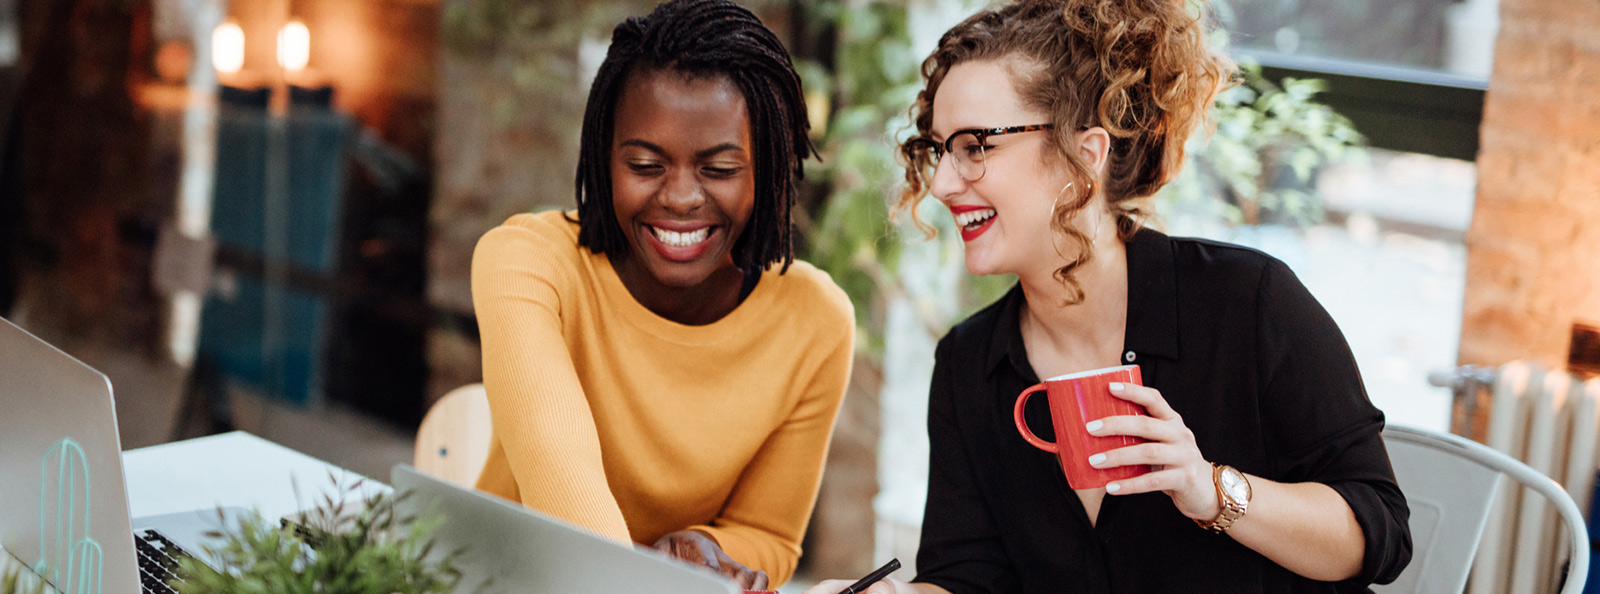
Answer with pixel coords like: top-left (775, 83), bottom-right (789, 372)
top-left (649, 225), bottom-right (710, 247)
top-left (954, 209), bottom-right (996, 229)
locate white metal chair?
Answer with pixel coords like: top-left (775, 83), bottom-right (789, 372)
top-left (1376, 424), bottom-right (1590, 594)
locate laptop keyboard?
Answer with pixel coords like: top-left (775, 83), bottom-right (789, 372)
top-left (280, 517), bottom-right (325, 548)
top-left (134, 529), bottom-right (189, 594)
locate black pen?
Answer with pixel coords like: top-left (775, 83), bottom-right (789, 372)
top-left (840, 558), bottom-right (901, 594)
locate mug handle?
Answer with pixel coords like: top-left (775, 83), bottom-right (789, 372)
top-left (1014, 383), bottom-right (1058, 454)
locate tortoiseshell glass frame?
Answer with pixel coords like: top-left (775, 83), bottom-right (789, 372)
top-left (904, 124), bottom-right (1055, 181)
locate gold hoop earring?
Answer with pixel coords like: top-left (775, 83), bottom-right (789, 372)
top-left (1084, 181), bottom-right (1101, 242)
top-left (1049, 182), bottom-right (1074, 221)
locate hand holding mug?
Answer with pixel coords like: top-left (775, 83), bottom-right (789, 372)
top-left (1085, 381), bottom-right (1219, 522)
top-left (1014, 365), bottom-right (1151, 489)
top-left (652, 530), bottom-right (770, 590)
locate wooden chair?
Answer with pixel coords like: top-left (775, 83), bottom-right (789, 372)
top-left (414, 383), bottom-right (492, 487)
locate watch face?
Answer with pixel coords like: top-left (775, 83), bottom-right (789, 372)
top-left (1219, 467), bottom-right (1250, 502)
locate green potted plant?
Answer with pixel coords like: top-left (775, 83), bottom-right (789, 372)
top-left (1, 565), bottom-right (46, 594)
top-left (172, 477), bottom-right (463, 594)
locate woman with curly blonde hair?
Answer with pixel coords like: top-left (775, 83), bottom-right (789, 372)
top-left (805, 1), bottom-right (1411, 593)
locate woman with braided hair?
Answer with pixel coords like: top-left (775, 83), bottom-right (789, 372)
top-left (470, 0), bottom-right (853, 588)
top-left (807, 1), bottom-right (1410, 593)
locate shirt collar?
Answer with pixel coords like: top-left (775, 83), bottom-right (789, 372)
top-left (1124, 226), bottom-right (1181, 362)
top-left (985, 284), bottom-right (1031, 376)
top-left (983, 227), bottom-right (1181, 377)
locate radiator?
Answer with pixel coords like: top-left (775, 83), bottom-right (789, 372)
top-left (1438, 362), bottom-right (1600, 594)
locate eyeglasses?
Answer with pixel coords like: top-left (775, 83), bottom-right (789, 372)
top-left (904, 124), bottom-right (1054, 182)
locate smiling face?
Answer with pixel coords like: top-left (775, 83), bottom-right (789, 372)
top-left (609, 69), bottom-right (755, 291)
top-left (928, 59), bottom-right (1072, 278)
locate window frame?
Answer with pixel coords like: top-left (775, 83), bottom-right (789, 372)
top-left (1241, 48), bottom-right (1487, 162)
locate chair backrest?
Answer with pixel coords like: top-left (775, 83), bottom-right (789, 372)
top-left (413, 383), bottom-right (492, 488)
top-left (1376, 424), bottom-right (1590, 594)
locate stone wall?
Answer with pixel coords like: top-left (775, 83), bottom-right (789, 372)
top-left (1458, 0), bottom-right (1600, 369)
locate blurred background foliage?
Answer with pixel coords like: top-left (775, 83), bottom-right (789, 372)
top-left (796, 0), bottom-right (971, 355)
top-left (1156, 59), bottom-right (1365, 228)
top-left (439, 1), bottom-right (653, 132)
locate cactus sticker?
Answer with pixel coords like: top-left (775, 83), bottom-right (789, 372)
top-left (36, 438), bottom-right (102, 594)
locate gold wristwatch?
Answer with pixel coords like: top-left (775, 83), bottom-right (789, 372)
top-left (1194, 463), bottom-right (1251, 534)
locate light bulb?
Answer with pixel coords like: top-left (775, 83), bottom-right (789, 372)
top-left (277, 19), bottom-right (310, 72)
top-left (212, 20), bottom-right (245, 75)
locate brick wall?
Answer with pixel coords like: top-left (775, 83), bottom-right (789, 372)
top-left (1458, 0), bottom-right (1600, 369)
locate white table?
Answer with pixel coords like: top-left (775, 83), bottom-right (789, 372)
top-left (122, 431), bottom-right (389, 522)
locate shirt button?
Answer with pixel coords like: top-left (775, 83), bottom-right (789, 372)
top-left (1124, 351), bottom-right (1137, 363)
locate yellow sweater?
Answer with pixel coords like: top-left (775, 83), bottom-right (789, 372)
top-left (471, 211), bottom-right (854, 586)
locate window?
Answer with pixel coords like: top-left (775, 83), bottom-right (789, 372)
top-left (1171, 149), bottom-right (1475, 432)
top-left (1220, 0), bottom-right (1499, 79)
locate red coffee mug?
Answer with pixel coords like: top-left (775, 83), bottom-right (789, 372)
top-left (1014, 364), bottom-right (1150, 489)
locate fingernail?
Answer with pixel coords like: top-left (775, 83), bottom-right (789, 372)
top-left (1085, 420), bottom-right (1103, 432)
top-left (1088, 453), bottom-right (1106, 466)
top-left (1106, 482), bottom-right (1121, 493)
top-left (1108, 382), bottom-right (1124, 392)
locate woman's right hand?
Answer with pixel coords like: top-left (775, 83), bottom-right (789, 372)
top-left (801, 578), bottom-right (920, 594)
top-left (651, 530), bottom-right (769, 590)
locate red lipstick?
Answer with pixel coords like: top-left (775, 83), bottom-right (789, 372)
top-left (949, 205), bottom-right (996, 242)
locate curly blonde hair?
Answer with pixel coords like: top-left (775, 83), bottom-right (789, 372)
top-left (899, 0), bottom-right (1234, 304)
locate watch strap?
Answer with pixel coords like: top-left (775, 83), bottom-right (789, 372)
top-left (1194, 463), bottom-right (1248, 534)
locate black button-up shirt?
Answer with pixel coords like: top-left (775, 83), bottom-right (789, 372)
top-left (913, 229), bottom-right (1412, 594)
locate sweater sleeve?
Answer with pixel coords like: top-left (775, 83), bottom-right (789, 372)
top-left (471, 222), bottom-right (632, 543)
top-left (689, 306), bottom-right (855, 587)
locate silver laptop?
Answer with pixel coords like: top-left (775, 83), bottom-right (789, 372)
top-left (0, 316), bottom-right (237, 594)
top-left (390, 464), bottom-right (742, 594)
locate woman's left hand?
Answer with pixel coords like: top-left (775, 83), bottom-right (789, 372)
top-left (1086, 382), bottom-right (1219, 522)
top-left (652, 530), bottom-right (770, 590)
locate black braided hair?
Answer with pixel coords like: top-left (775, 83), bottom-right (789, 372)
top-left (574, 0), bottom-right (813, 274)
